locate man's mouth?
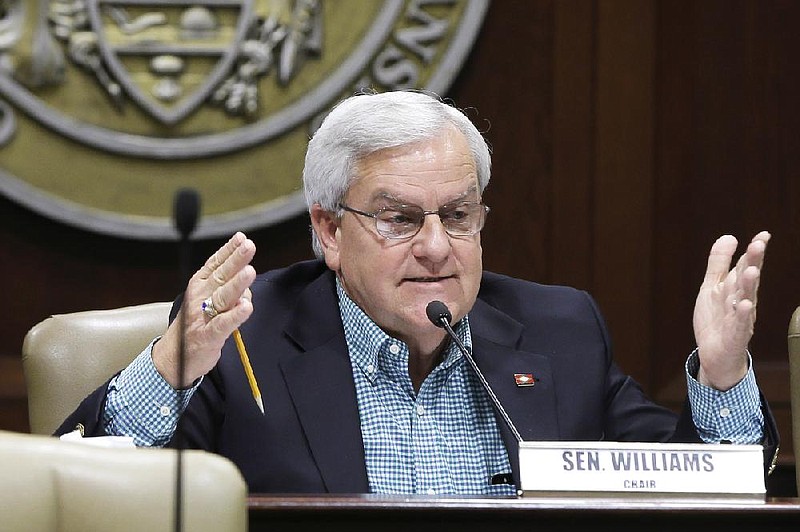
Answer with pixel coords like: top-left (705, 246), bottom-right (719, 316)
top-left (404, 275), bottom-right (455, 283)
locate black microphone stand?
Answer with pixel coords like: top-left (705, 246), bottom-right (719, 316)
top-left (172, 189), bottom-right (200, 532)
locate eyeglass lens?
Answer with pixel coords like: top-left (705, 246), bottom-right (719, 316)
top-left (375, 203), bottom-right (486, 238)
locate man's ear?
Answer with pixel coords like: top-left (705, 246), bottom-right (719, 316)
top-left (310, 203), bottom-right (340, 270)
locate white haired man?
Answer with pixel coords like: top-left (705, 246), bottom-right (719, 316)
top-left (59, 91), bottom-right (776, 495)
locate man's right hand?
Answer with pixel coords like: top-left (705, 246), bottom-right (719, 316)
top-left (153, 232), bottom-right (257, 388)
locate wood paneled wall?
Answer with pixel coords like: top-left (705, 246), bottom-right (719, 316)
top-left (2, 2), bottom-right (798, 466)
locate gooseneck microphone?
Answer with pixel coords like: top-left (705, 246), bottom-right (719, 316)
top-left (426, 301), bottom-right (523, 443)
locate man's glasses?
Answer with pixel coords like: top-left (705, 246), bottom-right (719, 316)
top-left (338, 201), bottom-right (489, 240)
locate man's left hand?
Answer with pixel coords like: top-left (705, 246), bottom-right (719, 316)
top-left (693, 231), bottom-right (771, 391)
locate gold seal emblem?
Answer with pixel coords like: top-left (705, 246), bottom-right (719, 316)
top-left (0, 0), bottom-right (488, 238)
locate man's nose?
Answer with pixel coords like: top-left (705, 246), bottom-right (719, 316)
top-left (411, 213), bottom-right (451, 261)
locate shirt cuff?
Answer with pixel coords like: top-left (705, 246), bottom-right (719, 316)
top-left (685, 349), bottom-right (764, 444)
top-left (104, 338), bottom-right (201, 447)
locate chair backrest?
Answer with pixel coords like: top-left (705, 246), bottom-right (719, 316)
top-left (0, 430), bottom-right (247, 532)
top-left (22, 302), bottom-right (172, 435)
top-left (789, 306), bottom-right (800, 493)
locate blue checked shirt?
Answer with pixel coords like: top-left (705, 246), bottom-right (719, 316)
top-left (104, 290), bottom-right (764, 491)
top-left (104, 348), bottom-right (195, 447)
top-left (335, 283), bottom-right (514, 495)
top-left (685, 349), bottom-right (764, 443)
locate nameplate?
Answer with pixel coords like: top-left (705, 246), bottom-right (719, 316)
top-left (518, 441), bottom-right (765, 501)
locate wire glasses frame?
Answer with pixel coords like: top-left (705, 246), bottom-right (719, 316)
top-left (337, 201), bottom-right (490, 240)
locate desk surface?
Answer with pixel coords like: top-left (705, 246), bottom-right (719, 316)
top-left (248, 495), bottom-right (800, 531)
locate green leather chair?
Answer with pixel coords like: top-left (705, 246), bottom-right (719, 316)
top-left (22, 302), bottom-right (172, 435)
top-left (0, 429), bottom-right (246, 532)
top-left (788, 306), bottom-right (800, 493)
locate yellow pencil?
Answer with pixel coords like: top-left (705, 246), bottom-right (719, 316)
top-left (232, 328), bottom-right (264, 414)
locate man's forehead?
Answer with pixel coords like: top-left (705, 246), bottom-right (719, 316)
top-left (353, 127), bottom-right (476, 173)
top-left (345, 128), bottom-right (481, 204)
top-left (367, 183), bottom-right (480, 204)
top-left (370, 183), bottom-right (478, 203)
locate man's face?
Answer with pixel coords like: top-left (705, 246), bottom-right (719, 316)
top-left (322, 125), bottom-right (484, 345)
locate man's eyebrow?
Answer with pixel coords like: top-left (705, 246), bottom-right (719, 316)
top-left (444, 186), bottom-right (479, 204)
top-left (375, 192), bottom-right (405, 205)
top-left (372, 186), bottom-right (479, 206)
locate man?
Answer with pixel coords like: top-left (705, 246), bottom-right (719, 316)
top-left (58, 90), bottom-right (776, 495)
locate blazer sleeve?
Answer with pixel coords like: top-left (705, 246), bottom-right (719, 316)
top-left (53, 378), bottom-right (115, 437)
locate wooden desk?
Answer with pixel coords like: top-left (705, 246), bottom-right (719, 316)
top-left (248, 495), bottom-right (800, 531)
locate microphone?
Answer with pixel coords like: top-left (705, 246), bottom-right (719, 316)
top-left (174, 188), bottom-right (200, 237)
top-left (174, 188), bottom-right (201, 287)
top-left (426, 300), bottom-right (523, 443)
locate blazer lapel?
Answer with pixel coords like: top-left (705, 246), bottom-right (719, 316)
top-left (469, 299), bottom-right (560, 484)
top-left (279, 272), bottom-right (369, 493)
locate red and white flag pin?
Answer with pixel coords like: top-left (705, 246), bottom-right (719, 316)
top-left (514, 373), bottom-right (537, 387)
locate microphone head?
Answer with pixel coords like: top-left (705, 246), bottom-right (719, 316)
top-left (426, 300), bottom-right (452, 328)
top-left (173, 188), bottom-right (201, 239)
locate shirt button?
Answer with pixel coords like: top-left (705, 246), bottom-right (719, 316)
top-left (389, 344), bottom-right (400, 355)
top-left (719, 407), bottom-right (731, 418)
top-left (159, 405), bottom-right (171, 416)
top-left (427, 488), bottom-right (436, 495)
top-left (416, 405), bottom-right (425, 416)
top-left (366, 364), bottom-right (375, 374)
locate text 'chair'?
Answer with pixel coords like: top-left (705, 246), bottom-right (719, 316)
top-left (0, 430), bottom-right (247, 532)
top-left (22, 302), bottom-right (172, 435)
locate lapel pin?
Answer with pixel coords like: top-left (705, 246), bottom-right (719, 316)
top-left (514, 373), bottom-right (537, 387)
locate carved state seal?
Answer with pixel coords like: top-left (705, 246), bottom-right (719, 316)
top-left (0, 0), bottom-right (488, 239)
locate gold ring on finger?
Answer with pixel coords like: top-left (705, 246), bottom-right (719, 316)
top-left (201, 297), bottom-right (219, 318)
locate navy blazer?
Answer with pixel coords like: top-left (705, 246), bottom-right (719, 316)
top-left (58, 260), bottom-right (778, 493)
